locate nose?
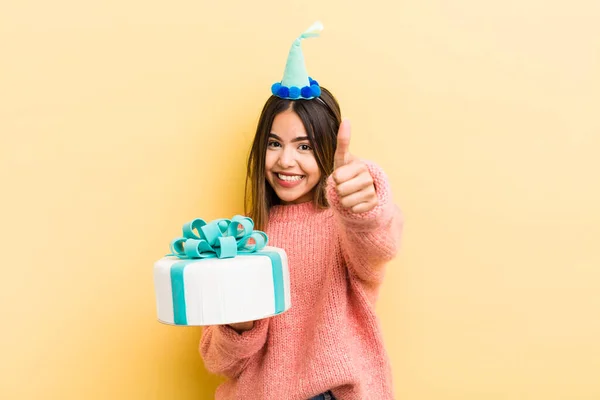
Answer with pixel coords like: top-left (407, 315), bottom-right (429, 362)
top-left (277, 147), bottom-right (296, 169)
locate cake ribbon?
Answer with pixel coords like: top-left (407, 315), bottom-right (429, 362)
top-left (166, 216), bottom-right (285, 325)
top-left (168, 215), bottom-right (268, 259)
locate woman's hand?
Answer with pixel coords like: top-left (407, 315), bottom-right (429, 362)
top-left (228, 321), bottom-right (254, 333)
top-left (332, 119), bottom-right (378, 214)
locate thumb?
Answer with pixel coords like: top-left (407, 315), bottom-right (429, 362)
top-left (334, 119), bottom-right (352, 169)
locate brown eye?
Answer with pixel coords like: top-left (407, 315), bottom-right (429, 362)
top-left (299, 144), bottom-right (312, 151)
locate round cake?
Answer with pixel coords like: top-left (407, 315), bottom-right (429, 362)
top-left (153, 216), bottom-right (291, 326)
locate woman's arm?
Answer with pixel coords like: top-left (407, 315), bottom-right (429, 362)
top-left (327, 161), bottom-right (403, 284)
top-left (199, 318), bottom-right (269, 379)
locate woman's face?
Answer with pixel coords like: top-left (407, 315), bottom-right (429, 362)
top-left (264, 109), bottom-right (321, 204)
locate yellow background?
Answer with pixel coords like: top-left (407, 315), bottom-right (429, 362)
top-left (1, 0), bottom-right (599, 399)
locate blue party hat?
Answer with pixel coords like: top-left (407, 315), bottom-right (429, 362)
top-left (271, 21), bottom-right (323, 100)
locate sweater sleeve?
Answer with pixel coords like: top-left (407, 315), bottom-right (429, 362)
top-left (199, 318), bottom-right (269, 379)
top-left (326, 161), bottom-right (403, 284)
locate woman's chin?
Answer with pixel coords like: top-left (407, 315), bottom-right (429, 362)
top-left (277, 193), bottom-right (301, 204)
top-left (278, 192), bottom-right (315, 205)
top-left (269, 181), bottom-right (315, 205)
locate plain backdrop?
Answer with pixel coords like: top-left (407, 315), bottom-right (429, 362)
top-left (1, 1), bottom-right (599, 399)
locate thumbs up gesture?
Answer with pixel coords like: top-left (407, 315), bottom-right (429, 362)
top-left (332, 119), bottom-right (378, 214)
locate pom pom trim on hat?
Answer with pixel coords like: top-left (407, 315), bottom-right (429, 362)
top-left (271, 77), bottom-right (321, 100)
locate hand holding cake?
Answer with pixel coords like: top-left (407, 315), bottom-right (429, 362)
top-left (228, 320), bottom-right (254, 332)
top-left (332, 119), bottom-right (379, 214)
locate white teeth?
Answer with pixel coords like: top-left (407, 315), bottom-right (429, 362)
top-left (277, 173), bottom-right (304, 182)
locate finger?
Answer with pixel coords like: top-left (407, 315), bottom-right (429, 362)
top-left (333, 119), bottom-right (352, 169)
top-left (336, 172), bottom-right (374, 197)
top-left (339, 186), bottom-right (377, 209)
top-left (351, 200), bottom-right (378, 214)
top-left (228, 321), bottom-right (255, 332)
top-left (332, 160), bottom-right (366, 185)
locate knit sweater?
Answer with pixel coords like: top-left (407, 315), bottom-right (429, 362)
top-left (199, 162), bottom-right (403, 400)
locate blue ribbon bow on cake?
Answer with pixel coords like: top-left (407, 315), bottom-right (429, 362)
top-left (168, 215), bottom-right (268, 259)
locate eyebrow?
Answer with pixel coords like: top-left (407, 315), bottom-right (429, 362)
top-left (269, 133), bottom-right (310, 143)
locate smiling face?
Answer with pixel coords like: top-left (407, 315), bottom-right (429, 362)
top-left (264, 108), bottom-right (322, 204)
top-left (245, 87), bottom-right (342, 229)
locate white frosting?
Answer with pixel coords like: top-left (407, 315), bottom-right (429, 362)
top-left (153, 246), bottom-right (290, 326)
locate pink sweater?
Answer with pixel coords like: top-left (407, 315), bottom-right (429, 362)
top-left (200, 162), bottom-right (403, 399)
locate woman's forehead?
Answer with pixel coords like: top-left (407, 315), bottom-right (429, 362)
top-left (270, 110), bottom-right (307, 139)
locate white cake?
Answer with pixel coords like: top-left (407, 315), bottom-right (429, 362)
top-left (153, 216), bottom-right (291, 326)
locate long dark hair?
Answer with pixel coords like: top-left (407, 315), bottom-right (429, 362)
top-left (244, 86), bottom-right (342, 230)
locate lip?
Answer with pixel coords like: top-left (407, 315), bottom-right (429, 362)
top-left (274, 171), bottom-right (303, 176)
top-left (273, 172), bottom-right (305, 188)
